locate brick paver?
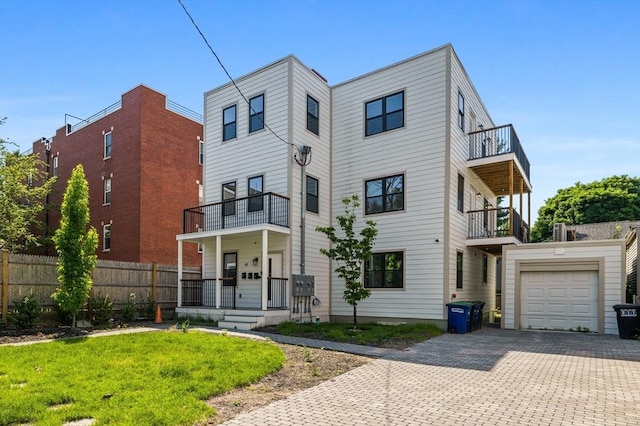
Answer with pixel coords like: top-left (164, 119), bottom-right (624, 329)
top-left (220, 327), bottom-right (640, 426)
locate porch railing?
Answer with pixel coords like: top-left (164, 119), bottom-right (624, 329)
top-left (467, 124), bottom-right (530, 182)
top-left (179, 277), bottom-right (288, 309)
top-left (467, 207), bottom-right (529, 243)
top-left (183, 192), bottom-right (289, 234)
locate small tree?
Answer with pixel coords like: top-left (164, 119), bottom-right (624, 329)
top-left (316, 195), bottom-right (378, 325)
top-left (52, 165), bottom-right (98, 327)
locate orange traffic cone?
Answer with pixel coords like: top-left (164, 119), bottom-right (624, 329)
top-left (154, 305), bottom-right (163, 324)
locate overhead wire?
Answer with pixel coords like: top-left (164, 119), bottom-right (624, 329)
top-left (177, 0), bottom-right (294, 148)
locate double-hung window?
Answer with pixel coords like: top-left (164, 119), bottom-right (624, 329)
top-left (103, 224), bottom-right (111, 251)
top-left (458, 91), bottom-right (465, 131)
top-left (222, 181), bottom-right (236, 216)
top-left (223, 105), bottom-right (237, 141)
top-left (249, 94), bottom-right (264, 133)
top-left (365, 251), bottom-right (404, 288)
top-left (365, 91), bottom-right (404, 136)
top-left (306, 176), bottom-right (319, 213)
top-left (104, 178), bottom-right (111, 205)
top-left (52, 156), bottom-right (59, 177)
top-left (104, 132), bottom-right (112, 159)
top-left (457, 174), bottom-right (464, 212)
top-left (456, 251), bottom-right (463, 289)
top-left (248, 175), bottom-right (263, 212)
top-left (365, 174), bottom-right (404, 215)
top-left (307, 95), bottom-right (319, 135)
top-left (198, 139), bottom-right (204, 165)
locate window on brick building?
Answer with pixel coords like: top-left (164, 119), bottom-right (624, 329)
top-left (53, 156), bottom-right (58, 177)
top-left (103, 224), bottom-right (111, 251)
top-left (104, 178), bottom-right (111, 205)
top-left (104, 132), bottom-right (112, 159)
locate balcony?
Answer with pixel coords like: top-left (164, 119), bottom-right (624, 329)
top-left (467, 124), bottom-right (531, 196)
top-left (183, 192), bottom-right (289, 234)
top-left (466, 207), bottom-right (530, 254)
top-left (180, 278), bottom-right (288, 309)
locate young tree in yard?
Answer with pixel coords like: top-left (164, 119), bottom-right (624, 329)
top-left (52, 164), bottom-right (98, 327)
top-left (316, 195), bottom-right (378, 325)
top-left (0, 118), bottom-right (56, 252)
top-left (531, 175), bottom-right (640, 242)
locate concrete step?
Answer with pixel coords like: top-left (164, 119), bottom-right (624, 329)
top-left (218, 320), bottom-right (257, 331)
top-left (223, 314), bottom-right (263, 323)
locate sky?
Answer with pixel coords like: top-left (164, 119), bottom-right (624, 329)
top-left (1, 0), bottom-right (639, 225)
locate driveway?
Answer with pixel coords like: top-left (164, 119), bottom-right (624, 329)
top-left (223, 327), bottom-right (640, 425)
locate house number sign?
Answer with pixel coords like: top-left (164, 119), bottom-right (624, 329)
top-left (619, 308), bottom-right (637, 317)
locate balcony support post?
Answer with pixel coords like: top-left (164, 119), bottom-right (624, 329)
top-left (261, 229), bottom-right (269, 310)
top-left (177, 240), bottom-right (183, 308)
top-left (215, 235), bottom-right (222, 309)
top-left (509, 160), bottom-right (514, 237)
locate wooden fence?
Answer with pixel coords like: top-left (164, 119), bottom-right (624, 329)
top-left (0, 251), bottom-right (201, 325)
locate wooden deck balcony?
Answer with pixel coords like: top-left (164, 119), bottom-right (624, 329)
top-left (466, 207), bottom-right (530, 255)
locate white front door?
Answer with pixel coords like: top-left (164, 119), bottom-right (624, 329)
top-left (268, 253), bottom-right (283, 278)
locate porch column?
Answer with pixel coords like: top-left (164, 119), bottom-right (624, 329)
top-left (177, 240), bottom-right (183, 308)
top-left (216, 235), bottom-right (222, 309)
top-left (509, 160), bottom-right (514, 236)
top-left (261, 229), bottom-right (269, 310)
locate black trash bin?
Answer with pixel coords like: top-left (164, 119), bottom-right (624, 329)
top-left (612, 304), bottom-right (640, 339)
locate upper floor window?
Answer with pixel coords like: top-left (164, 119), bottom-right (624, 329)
top-left (456, 251), bottom-right (463, 289)
top-left (365, 251), bottom-right (404, 288)
top-left (104, 178), bottom-right (112, 205)
top-left (365, 174), bottom-right (404, 215)
top-left (104, 132), bottom-right (112, 159)
top-left (223, 105), bottom-right (237, 141)
top-left (457, 174), bottom-right (464, 212)
top-left (458, 91), bottom-right (465, 131)
top-left (482, 254), bottom-right (488, 284)
top-left (199, 139), bottom-right (204, 165)
top-left (307, 95), bottom-right (319, 135)
top-left (222, 181), bottom-right (236, 216)
top-left (248, 175), bottom-right (263, 212)
top-left (249, 94), bottom-right (264, 133)
top-left (52, 156), bottom-right (59, 177)
top-left (306, 175), bottom-right (319, 213)
top-left (365, 91), bottom-right (404, 136)
top-left (103, 223), bottom-right (111, 251)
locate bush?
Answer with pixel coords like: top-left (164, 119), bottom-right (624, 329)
top-left (53, 299), bottom-right (73, 326)
top-left (138, 294), bottom-right (156, 321)
top-left (9, 295), bottom-right (41, 328)
top-left (90, 293), bottom-right (113, 326)
top-left (121, 293), bottom-right (137, 323)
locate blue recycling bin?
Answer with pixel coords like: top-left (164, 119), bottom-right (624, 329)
top-left (447, 302), bottom-right (474, 334)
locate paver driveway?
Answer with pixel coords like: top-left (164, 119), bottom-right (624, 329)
top-left (223, 327), bottom-right (640, 426)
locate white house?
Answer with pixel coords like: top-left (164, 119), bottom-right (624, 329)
top-left (176, 44), bottom-right (532, 329)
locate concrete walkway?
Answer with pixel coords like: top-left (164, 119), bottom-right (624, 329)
top-left (218, 327), bottom-right (640, 426)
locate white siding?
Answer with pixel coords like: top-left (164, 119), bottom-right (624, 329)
top-left (503, 241), bottom-right (626, 334)
top-left (331, 46), bottom-right (449, 320)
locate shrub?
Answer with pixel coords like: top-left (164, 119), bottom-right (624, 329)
top-left (138, 294), bottom-right (156, 320)
top-left (9, 295), bottom-right (41, 328)
top-left (121, 293), bottom-right (137, 323)
top-left (90, 293), bottom-right (114, 326)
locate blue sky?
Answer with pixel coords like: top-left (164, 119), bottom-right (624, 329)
top-left (1, 0), bottom-right (639, 224)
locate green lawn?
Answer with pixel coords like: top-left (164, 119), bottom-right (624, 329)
top-left (0, 330), bottom-right (285, 425)
top-left (269, 321), bottom-right (444, 348)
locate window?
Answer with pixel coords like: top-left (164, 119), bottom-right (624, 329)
top-left (458, 91), bottom-right (465, 131)
top-left (104, 178), bottom-right (111, 205)
top-left (249, 94), bottom-right (264, 133)
top-left (199, 139), bottom-right (204, 165)
top-left (457, 174), bottom-right (464, 212)
top-left (247, 175), bottom-right (263, 212)
top-left (365, 91), bottom-right (404, 136)
top-left (365, 251), bottom-right (404, 288)
top-left (103, 224), bottom-right (111, 251)
top-left (222, 181), bottom-right (236, 216)
top-left (306, 176), bottom-right (319, 213)
top-left (456, 252), bottom-right (463, 289)
top-left (52, 156), bottom-right (58, 177)
top-left (223, 105), bottom-right (237, 141)
top-left (482, 254), bottom-right (488, 284)
top-left (307, 95), bottom-right (319, 135)
top-left (104, 132), bottom-right (112, 158)
top-left (365, 174), bottom-right (404, 215)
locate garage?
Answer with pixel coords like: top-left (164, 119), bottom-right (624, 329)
top-left (520, 270), bottom-right (598, 331)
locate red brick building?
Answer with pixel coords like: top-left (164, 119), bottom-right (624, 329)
top-left (32, 85), bottom-right (202, 266)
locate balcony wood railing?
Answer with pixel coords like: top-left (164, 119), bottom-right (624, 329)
top-left (183, 192), bottom-right (289, 234)
top-left (467, 207), bottom-right (529, 243)
top-left (467, 124), bottom-right (530, 182)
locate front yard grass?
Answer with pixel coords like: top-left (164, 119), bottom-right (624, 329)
top-left (266, 321), bottom-right (444, 348)
top-left (0, 330), bottom-right (285, 425)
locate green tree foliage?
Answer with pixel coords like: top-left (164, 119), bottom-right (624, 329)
top-left (52, 164), bottom-right (99, 327)
top-left (0, 118), bottom-right (56, 252)
top-left (316, 195), bottom-right (378, 324)
top-left (531, 175), bottom-right (640, 242)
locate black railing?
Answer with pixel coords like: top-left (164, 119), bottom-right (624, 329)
top-left (467, 207), bottom-right (529, 243)
top-left (468, 124), bottom-right (530, 181)
top-left (268, 278), bottom-right (288, 309)
top-left (180, 279), bottom-right (216, 306)
top-left (183, 192), bottom-right (289, 234)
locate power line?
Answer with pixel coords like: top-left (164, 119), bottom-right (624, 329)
top-left (177, 0), bottom-right (293, 147)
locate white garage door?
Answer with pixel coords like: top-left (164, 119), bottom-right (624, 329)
top-left (521, 271), bottom-right (598, 331)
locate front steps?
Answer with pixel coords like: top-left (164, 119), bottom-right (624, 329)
top-left (218, 312), bottom-right (265, 331)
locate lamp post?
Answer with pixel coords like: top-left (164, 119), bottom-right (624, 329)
top-left (294, 145), bottom-right (312, 274)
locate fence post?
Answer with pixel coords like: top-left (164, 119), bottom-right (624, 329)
top-left (2, 250), bottom-right (9, 325)
top-left (152, 262), bottom-right (158, 304)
